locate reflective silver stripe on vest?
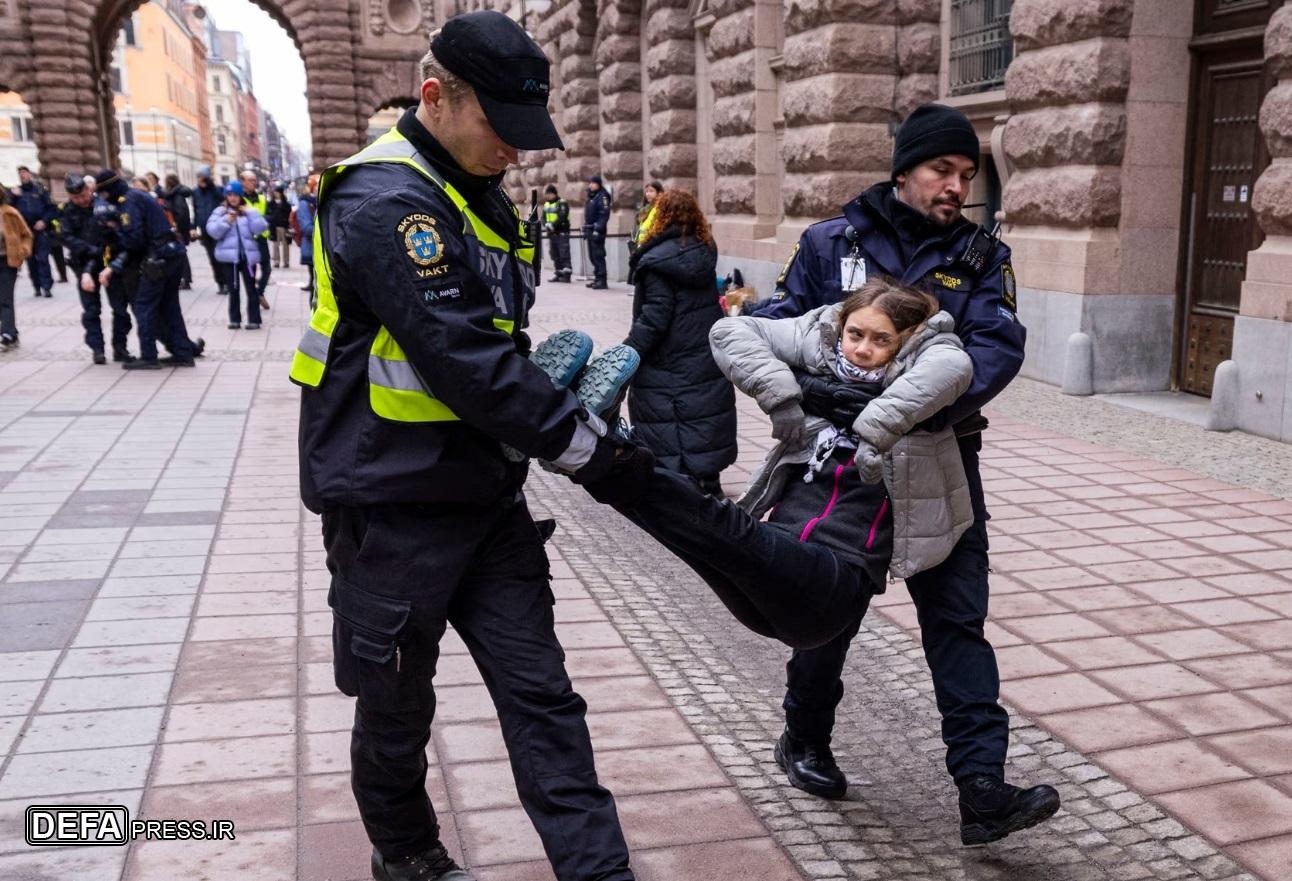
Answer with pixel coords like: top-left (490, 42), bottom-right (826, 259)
top-left (351, 138), bottom-right (446, 188)
top-left (368, 355), bottom-right (430, 393)
top-left (298, 327), bottom-right (330, 362)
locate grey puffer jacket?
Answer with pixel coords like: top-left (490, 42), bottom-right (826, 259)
top-left (709, 304), bottom-right (974, 578)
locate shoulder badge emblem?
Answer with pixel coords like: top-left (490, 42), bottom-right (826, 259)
top-left (1001, 263), bottom-right (1017, 310)
top-left (399, 213), bottom-right (444, 267)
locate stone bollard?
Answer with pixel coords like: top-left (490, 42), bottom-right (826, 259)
top-left (1206, 360), bottom-right (1239, 432)
top-left (1061, 332), bottom-right (1094, 396)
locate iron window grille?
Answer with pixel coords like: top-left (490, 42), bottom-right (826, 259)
top-left (949, 0), bottom-right (1014, 96)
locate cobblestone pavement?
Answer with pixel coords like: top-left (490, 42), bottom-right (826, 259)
top-left (0, 265), bottom-right (1289, 881)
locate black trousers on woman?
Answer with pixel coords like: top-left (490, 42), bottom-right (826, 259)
top-left (224, 260), bottom-right (261, 326)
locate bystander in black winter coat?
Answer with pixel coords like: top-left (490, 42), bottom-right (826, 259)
top-left (624, 225), bottom-right (738, 486)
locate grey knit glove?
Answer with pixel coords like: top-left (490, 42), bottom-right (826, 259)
top-left (769, 401), bottom-right (807, 447)
top-left (855, 441), bottom-right (884, 484)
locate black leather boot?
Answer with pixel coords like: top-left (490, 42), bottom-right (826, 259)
top-left (774, 729), bottom-right (847, 799)
top-left (371, 844), bottom-right (474, 881)
top-left (958, 773), bottom-right (1060, 846)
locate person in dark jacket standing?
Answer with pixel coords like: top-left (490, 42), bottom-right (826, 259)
top-left (266, 185), bottom-right (292, 268)
top-left (541, 184), bottom-right (571, 282)
top-left (192, 166), bottom-right (226, 294)
top-left (162, 174), bottom-right (194, 290)
top-left (296, 173), bottom-right (318, 298)
top-left (12, 166), bottom-right (55, 297)
top-left (583, 174), bottom-right (611, 289)
top-left (60, 173), bottom-right (134, 364)
top-left (753, 103), bottom-right (1055, 847)
top-left (624, 189), bottom-right (736, 497)
top-left (96, 169), bottom-right (196, 369)
top-left (291, 13), bottom-right (638, 881)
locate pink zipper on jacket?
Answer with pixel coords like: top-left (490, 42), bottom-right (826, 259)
top-left (799, 455), bottom-right (854, 542)
top-left (865, 497), bottom-right (890, 549)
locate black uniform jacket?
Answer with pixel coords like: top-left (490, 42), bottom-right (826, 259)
top-left (298, 112), bottom-right (590, 512)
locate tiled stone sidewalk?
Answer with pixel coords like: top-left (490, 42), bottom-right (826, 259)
top-left (0, 268), bottom-right (803, 881)
top-left (0, 263), bottom-right (1290, 881)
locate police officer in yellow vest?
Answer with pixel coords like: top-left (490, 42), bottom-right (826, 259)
top-left (292, 12), bottom-right (637, 881)
top-left (238, 169), bottom-right (272, 310)
top-left (541, 184), bottom-right (571, 282)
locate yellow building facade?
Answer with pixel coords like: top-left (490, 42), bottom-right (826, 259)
top-left (112, 0), bottom-right (211, 183)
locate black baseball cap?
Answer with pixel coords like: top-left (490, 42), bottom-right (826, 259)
top-left (65, 172), bottom-right (87, 194)
top-left (431, 11), bottom-right (564, 151)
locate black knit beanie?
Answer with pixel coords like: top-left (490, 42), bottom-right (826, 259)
top-left (891, 104), bottom-right (979, 180)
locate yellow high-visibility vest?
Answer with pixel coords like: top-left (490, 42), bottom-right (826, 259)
top-left (289, 128), bottom-right (534, 423)
top-left (635, 204), bottom-right (657, 244)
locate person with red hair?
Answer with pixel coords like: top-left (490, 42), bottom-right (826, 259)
top-left (623, 188), bottom-right (738, 496)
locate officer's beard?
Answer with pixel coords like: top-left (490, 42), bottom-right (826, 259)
top-left (924, 197), bottom-right (962, 227)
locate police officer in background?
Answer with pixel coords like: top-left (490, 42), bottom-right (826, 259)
top-left (756, 103), bottom-right (1058, 846)
top-left (291, 11), bottom-right (636, 881)
top-left (583, 174), bottom-right (611, 289)
top-left (542, 184), bottom-right (572, 282)
top-left (239, 170), bottom-right (272, 310)
top-left (95, 169), bottom-right (199, 370)
top-left (12, 166), bottom-right (55, 297)
top-left (58, 173), bottom-right (133, 365)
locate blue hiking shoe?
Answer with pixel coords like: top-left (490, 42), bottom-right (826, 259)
top-left (531, 329), bottom-right (594, 388)
top-left (574, 344), bottom-right (640, 422)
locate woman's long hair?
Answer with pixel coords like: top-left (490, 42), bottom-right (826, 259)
top-left (639, 189), bottom-right (713, 248)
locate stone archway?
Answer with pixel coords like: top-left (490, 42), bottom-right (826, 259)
top-left (9, 0), bottom-right (436, 185)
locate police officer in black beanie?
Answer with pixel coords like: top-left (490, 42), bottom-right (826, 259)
top-left (753, 104), bottom-right (1056, 846)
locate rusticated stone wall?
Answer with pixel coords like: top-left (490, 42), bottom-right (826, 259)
top-left (596, 0), bottom-right (644, 209)
top-left (779, 0), bottom-right (898, 219)
top-left (895, 0), bottom-right (939, 117)
top-left (529, 0), bottom-right (601, 204)
top-left (1002, 0), bottom-right (1132, 229)
top-left (643, 0), bottom-right (697, 192)
top-left (706, 0), bottom-right (760, 214)
top-left (9, 0), bottom-right (435, 181)
top-left (1252, 2), bottom-right (1292, 251)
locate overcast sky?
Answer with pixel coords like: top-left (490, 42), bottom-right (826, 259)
top-left (205, 0), bottom-right (311, 157)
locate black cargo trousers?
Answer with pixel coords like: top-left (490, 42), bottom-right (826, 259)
top-left (322, 496), bottom-right (634, 881)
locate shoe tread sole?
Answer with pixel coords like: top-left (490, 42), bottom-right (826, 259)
top-left (576, 346), bottom-right (640, 419)
top-left (531, 330), bottom-right (594, 388)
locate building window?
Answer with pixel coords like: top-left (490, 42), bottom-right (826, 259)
top-left (10, 116), bottom-right (34, 143)
top-left (123, 16), bottom-right (136, 47)
top-left (212, 75), bottom-right (221, 93)
top-left (215, 105), bottom-right (223, 123)
top-left (948, 0), bottom-right (1013, 96)
top-left (110, 64), bottom-right (124, 93)
top-left (217, 134), bottom-right (226, 154)
top-left (120, 120), bottom-right (134, 146)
